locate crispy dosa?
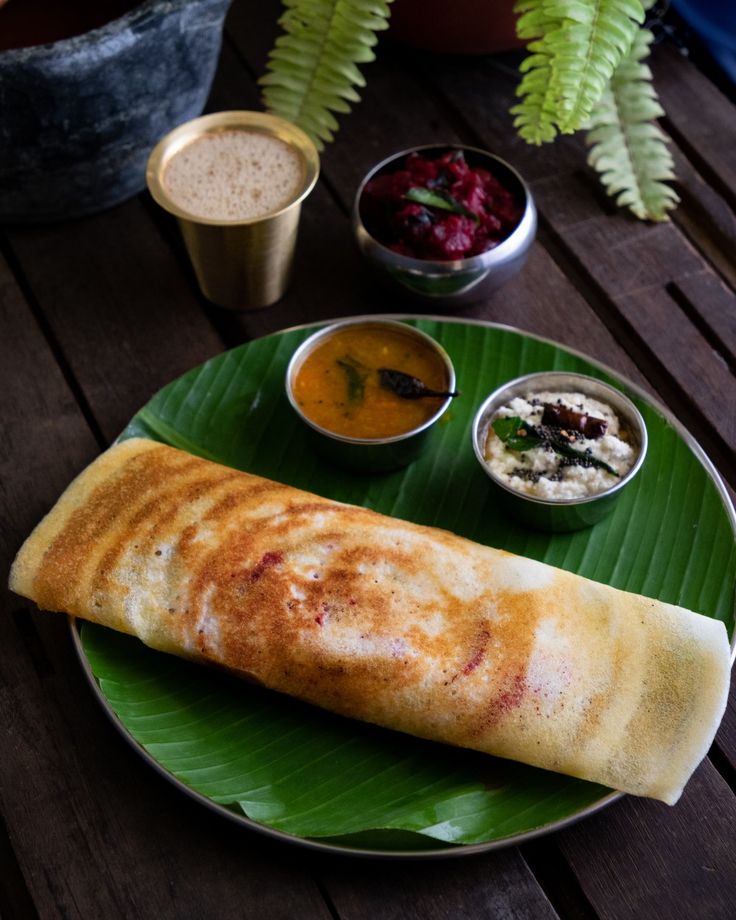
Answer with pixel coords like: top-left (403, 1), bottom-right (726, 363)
top-left (9, 438), bottom-right (732, 804)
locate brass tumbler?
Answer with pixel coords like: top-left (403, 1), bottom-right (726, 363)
top-left (146, 111), bottom-right (320, 310)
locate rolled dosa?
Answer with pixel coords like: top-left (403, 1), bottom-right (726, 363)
top-left (9, 438), bottom-right (731, 804)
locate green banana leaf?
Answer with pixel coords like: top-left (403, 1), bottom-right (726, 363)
top-left (80, 318), bottom-right (735, 854)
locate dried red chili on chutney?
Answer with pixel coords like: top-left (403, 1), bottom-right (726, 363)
top-left (359, 150), bottom-right (523, 260)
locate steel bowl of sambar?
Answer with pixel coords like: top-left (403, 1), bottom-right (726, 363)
top-left (285, 318), bottom-right (457, 473)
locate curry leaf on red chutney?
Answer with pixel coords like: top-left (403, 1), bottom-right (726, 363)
top-left (360, 150), bottom-right (522, 260)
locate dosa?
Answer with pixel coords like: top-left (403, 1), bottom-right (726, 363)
top-left (9, 438), bottom-right (731, 804)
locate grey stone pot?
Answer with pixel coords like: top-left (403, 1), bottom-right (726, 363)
top-left (0, 0), bottom-right (232, 222)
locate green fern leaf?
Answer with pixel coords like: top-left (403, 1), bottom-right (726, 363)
top-left (511, 1), bottom-right (565, 144)
top-left (515, 0), bottom-right (557, 39)
top-left (513, 1), bottom-right (646, 142)
top-left (585, 28), bottom-right (679, 220)
top-left (261, 0), bottom-right (394, 149)
top-left (547, 0), bottom-right (645, 132)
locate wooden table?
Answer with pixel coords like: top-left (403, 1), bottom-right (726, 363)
top-left (2, 3), bottom-right (735, 917)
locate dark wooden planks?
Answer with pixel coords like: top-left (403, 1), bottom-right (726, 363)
top-left (0, 30), bottom-right (564, 918)
top-left (2, 4), bottom-right (734, 917)
top-left (0, 243), bottom-right (100, 920)
top-left (654, 44), bottom-right (736, 213)
top-left (0, 254), bottom-right (101, 533)
top-left (556, 763), bottom-right (736, 920)
top-left (614, 285), bottom-right (735, 462)
top-left (1, 609), bottom-right (333, 920)
top-left (0, 33), bottom-right (347, 915)
top-left (4, 199), bottom-right (224, 443)
top-left (321, 850), bottom-right (559, 920)
top-left (222, 5), bottom-right (736, 916)
top-left (668, 271), bottom-right (736, 369)
top-left (667, 145), bottom-right (736, 294)
top-left (0, 249), bottom-right (333, 920)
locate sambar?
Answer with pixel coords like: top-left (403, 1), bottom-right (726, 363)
top-left (291, 322), bottom-right (451, 440)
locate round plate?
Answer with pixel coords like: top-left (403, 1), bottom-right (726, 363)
top-left (71, 316), bottom-right (736, 858)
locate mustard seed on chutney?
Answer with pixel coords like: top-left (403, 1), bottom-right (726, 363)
top-left (292, 323), bottom-right (457, 440)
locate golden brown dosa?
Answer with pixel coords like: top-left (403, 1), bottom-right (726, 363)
top-left (9, 438), bottom-right (732, 803)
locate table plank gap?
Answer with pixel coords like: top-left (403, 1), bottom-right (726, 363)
top-left (709, 744), bottom-right (736, 799)
top-left (319, 848), bottom-right (560, 920)
top-left (137, 186), bottom-right (256, 351)
top-left (520, 839), bottom-right (601, 920)
top-left (714, 681), bottom-right (736, 780)
top-left (221, 27), bottom-right (261, 83)
top-left (662, 115), bottom-right (736, 231)
top-left (653, 43), bottom-right (736, 212)
top-left (615, 286), bottom-right (736, 472)
top-left (675, 268), bottom-right (736, 355)
top-left (666, 278), bottom-right (736, 372)
top-left (314, 879), bottom-right (343, 920)
top-left (224, 0), bottom-right (277, 76)
top-left (9, 609), bottom-right (54, 682)
top-left (667, 147), bottom-right (736, 294)
top-left (0, 232), bottom-right (107, 450)
top-left (0, 808), bottom-right (40, 920)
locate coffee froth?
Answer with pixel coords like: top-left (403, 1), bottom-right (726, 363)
top-left (163, 130), bottom-right (305, 222)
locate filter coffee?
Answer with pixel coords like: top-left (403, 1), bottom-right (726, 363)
top-left (163, 129), bottom-right (305, 222)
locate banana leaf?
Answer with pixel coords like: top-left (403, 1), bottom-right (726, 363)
top-left (79, 318), bottom-right (735, 853)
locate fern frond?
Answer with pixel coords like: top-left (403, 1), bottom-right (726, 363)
top-left (585, 28), bottom-right (679, 220)
top-left (515, 0), bottom-right (559, 40)
top-left (511, 1), bottom-right (565, 144)
top-left (260, 0), bottom-right (394, 150)
top-left (513, 1), bottom-right (646, 142)
top-left (547, 0), bottom-right (645, 132)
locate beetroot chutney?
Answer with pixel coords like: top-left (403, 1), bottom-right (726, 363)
top-left (359, 149), bottom-right (523, 261)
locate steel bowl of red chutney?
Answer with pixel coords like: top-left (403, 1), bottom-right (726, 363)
top-left (352, 144), bottom-right (537, 305)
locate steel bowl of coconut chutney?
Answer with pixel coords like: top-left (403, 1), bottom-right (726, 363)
top-left (471, 371), bottom-right (648, 531)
